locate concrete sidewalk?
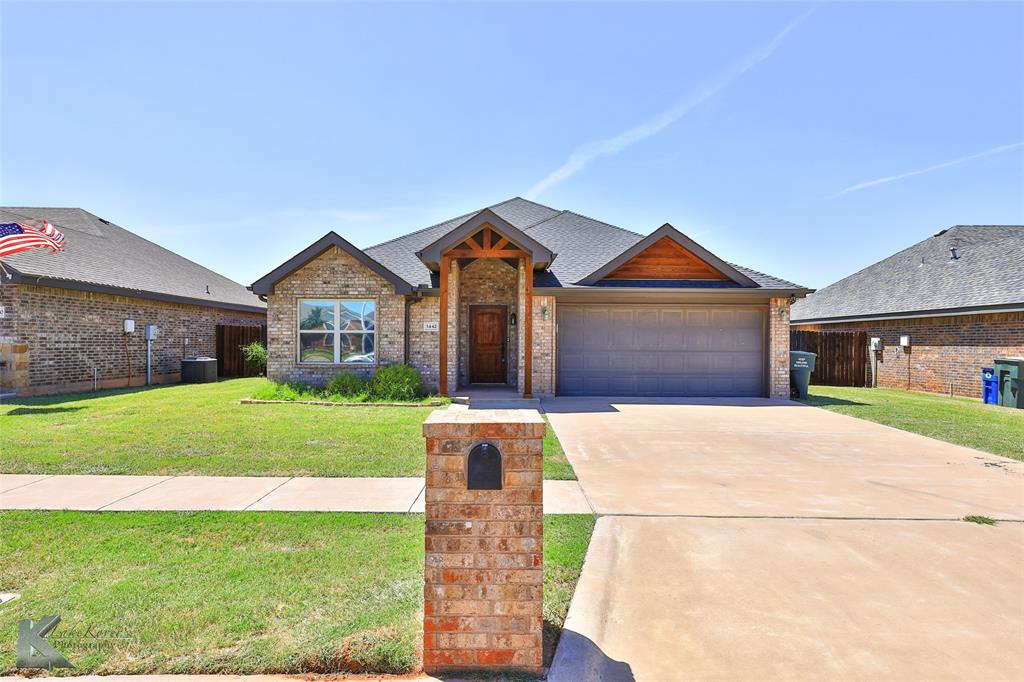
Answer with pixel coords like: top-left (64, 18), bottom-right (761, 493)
top-left (0, 473), bottom-right (591, 514)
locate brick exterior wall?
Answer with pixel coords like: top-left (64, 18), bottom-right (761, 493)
top-left (0, 283), bottom-right (264, 395)
top-left (516, 260), bottom-right (526, 393)
top-left (265, 246), bottom-right (406, 386)
top-left (770, 297), bottom-right (791, 399)
top-left (458, 259), bottom-right (518, 386)
top-left (793, 311), bottom-right (1024, 398)
top-left (445, 260), bottom-right (460, 393)
top-left (530, 295), bottom-right (556, 396)
top-left (409, 297), bottom-right (440, 393)
top-left (422, 409), bottom-right (545, 675)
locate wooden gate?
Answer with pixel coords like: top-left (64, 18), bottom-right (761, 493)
top-left (790, 330), bottom-right (868, 387)
top-left (215, 325), bottom-right (265, 377)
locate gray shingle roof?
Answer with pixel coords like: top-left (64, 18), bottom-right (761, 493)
top-left (364, 198), bottom-right (805, 291)
top-left (363, 197), bottom-right (559, 288)
top-left (791, 225), bottom-right (1024, 322)
top-left (0, 207), bottom-right (265, 312)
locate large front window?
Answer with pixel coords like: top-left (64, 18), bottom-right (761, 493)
top-left (297, 299), bottom-right (376, 364)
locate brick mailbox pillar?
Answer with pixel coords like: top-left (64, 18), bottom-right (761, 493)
top-left (422, 408), bottom-right (546, 675)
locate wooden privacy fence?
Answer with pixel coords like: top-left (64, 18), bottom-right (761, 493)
top-left (790, 330), bottom-right (868, 387)
top-left (215, 325), bottom-right (265, 377)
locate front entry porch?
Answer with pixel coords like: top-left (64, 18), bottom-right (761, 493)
top-left (432, 216), bottom-right (542, 398)
top-left (450, 383), bottom-right (541, 409)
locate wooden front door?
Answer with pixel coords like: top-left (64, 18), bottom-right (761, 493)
top-left (470, 306), bottom-right (507, 383)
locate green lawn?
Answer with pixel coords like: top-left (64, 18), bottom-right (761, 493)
top-left (802, 386), bottom-right (1024, 461)
top-left (0, 511), bottom-right (595, 675)
top-left (0, 379), bottom-right (576, 479)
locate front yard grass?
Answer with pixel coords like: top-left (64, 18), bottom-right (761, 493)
top-left (802, 386), bottom-right (1024, 461)
top-left (0, 511), bottom-right (594, 676)
top-left (0, 378), bottom-right (576, 479)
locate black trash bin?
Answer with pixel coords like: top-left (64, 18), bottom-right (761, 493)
top-left (790, 351), bottom-right (817, 399)
top-left (181, 357), bottom-right (218, 383)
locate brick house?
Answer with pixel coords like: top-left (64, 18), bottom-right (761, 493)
top-left (0, 208), bottom-right (266, 396)
top-left (791, 225), bottom-right (1024, 398)
top-left (252, 198), bottom-right (808, 398)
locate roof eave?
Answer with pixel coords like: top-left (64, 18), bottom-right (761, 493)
top-left (410, 285), bottom-right (811, 299)
top-left (792, 302), bottom-right (1024, 325)
top-left (540, 286), bottom-right (812, 297)
top-left (251, 231), bottom-right (414, 296)
top-left (7, 273), bottom-right (267, 313)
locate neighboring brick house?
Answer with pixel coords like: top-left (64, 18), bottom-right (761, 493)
top-left (252, 197), bottom-right (808, 398)
top-left (0, 208), bottom-right (265, 396)
top-left (791, 225), bottom-right (1024, 398)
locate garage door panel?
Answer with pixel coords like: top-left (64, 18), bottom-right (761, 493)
top-left (560, 353), bottom-right (585, 371)
top-left (686, 353), bottom-right (711, 371)
top-left (684, 375), bottom-right (711, 394)
top-left (609, 353), bottom-right (634, 371)
top-left (682, 327), bottom-right (711, 350)
top-left (558, 304), bottom-right (765, 397)
top-left (660, 353), bottom-right (686, 371)
top-left (735, 353), bottom-right (763, 372)
top-left (610, 327), bottom-right (634, 348)
top-left (685, 309), bottom-right (710, 326)
top-left (735, 309), bottom-right (762, 327)
top-left (736, 328), bottom-right (762, 350)
top-left (609, 375), bottom-right (637, 394)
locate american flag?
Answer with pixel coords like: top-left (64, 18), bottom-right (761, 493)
top-left (0, 220), bottom-right (66, 258)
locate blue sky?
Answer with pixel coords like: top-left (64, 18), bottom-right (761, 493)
top-left (2, 2), bottom-right (1022, 289)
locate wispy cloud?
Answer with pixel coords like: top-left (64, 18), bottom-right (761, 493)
top-left (837, 142), bottom-right (1024, 195)
top-left (524, 9), bottom-right (813, 199)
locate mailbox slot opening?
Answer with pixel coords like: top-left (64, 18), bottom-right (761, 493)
top-left (467, 442), bottom-right (502, 490)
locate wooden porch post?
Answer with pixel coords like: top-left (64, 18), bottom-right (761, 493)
top-left (523, 254), bottom-right (533, 398)
top-left (439, 254), bottom-right (449, 396)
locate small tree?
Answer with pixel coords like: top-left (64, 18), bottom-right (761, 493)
top-left (240, 341), bottom-right (267, 376)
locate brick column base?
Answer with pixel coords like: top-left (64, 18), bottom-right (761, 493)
top-left (422, 408), bottom-right (545, 675)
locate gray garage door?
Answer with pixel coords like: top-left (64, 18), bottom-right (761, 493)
top-left (557, 304), bottom-right (766, 397)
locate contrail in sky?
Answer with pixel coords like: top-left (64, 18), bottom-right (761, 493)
top-left (837, 141), bottom-right (1024, 195)
top-left (524, 9), bottom-right (813, 199)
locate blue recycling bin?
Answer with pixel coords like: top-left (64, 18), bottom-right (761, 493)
top-left (982, 368), bottom-right (998, 405)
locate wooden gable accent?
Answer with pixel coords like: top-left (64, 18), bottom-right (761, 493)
top-left (603, 236), bottom-right (730, 280)
top-left (446, 224), bottom-right (528, 260)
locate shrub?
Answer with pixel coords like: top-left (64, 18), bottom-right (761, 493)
top-left (240, 341), bottom-right (267, 375)
top-left (370, 364), bottom-right (422, 402)
top-left (326, 373), bottom-right (369, 398)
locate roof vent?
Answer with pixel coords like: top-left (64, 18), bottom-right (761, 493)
top-left (205, 285), bottom-right (211, 294)
top-left (949, 247), bottom-right (959, 261)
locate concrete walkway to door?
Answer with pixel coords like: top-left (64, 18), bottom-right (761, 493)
top-left (544, 397), bottom-right (1024, 682)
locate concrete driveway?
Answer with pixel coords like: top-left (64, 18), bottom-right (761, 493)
top-left (544, 397), bottom-right (1024, 681)
top-left (543, 397), bottom-right (1023, 519)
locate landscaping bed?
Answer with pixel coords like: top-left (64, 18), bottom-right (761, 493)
top-left (0, 511), bottom-right (595, 675)
top-left (241, 398), bottom-right (446, 407)
top-left (0, 378), bottom-right (577, 480)
top-left (802, 386), bottom-right (1024, 461)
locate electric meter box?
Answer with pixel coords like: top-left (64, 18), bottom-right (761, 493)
top-left (144, 324), bottom-right (159, 340)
